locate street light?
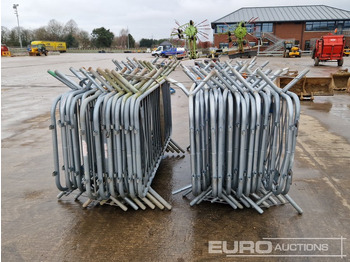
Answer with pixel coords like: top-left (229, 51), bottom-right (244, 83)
top-left (13, 4), bottom-right (23, 48)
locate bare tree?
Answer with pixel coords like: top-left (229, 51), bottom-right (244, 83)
top-left (1, 26), bottom-right (10, 44)
top-left (64, 19), bottom-right (79, 36)
top-left (76, 30), bottom-right (91, 48)
top-left (2, 20), bottom-right (94, 48)
top-left (119, 28), bottom-right (129, 48)
top-left (46, 19), bottom-right (64, 41)
top-left (63, 20), bottom-right (79, 48)
top-left (33, 26), bottom-right (48, 40)
top-left (21, 28), bottom-right (34, 46)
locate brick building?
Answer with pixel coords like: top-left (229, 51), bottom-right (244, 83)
top-left (211, 5), bottom-right (350, 50)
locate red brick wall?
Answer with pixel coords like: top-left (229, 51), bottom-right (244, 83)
top-left (274, 22), bottom-right (304, 44)
top-left (213, 33), bottom-right (258, 48)
top-left (213, 34), bottom-right (228, 48)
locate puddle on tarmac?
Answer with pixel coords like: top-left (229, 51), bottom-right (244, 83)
top-left (329, 103), bottom-right (350, 123)
top-left (304, 101), bottom-right (332, 112)
top-left (24, 190), bottom-right (45, 200)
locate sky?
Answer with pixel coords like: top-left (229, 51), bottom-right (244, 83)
top-left (1, 0), bottom-right (349, 42)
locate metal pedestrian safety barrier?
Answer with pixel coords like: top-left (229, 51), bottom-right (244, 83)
top-left (170, 57), bottom-right (308, 214)
top-left (49, 57), bottom-right (184, 210)
top-left (49, 55), bottom-right (307, 215)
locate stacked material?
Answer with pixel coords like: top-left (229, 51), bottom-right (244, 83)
top-left (49, 58), bottom-right (182, 210)
top-left (171, 58), bottom-right (308, 214)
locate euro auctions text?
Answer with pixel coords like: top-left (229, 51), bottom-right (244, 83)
top-left (208, 237), bottom-right (346, 258)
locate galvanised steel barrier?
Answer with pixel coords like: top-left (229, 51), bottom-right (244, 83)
top-left (50, 56), bottom-right (307, 215)
top-left (49, 58), bottom-right (183, 210)
top-left (170, 58), bottom-right (308, 214)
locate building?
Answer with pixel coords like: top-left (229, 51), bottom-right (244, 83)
top-left (211, 5), bottom-right (350, 50)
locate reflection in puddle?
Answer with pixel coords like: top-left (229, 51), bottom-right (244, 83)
top-left (303, 98), bottom-right (350, 123)
top-left (330, 103), bottom-right (350, 123)
top-left (306, 102), bottom-right (332, 113)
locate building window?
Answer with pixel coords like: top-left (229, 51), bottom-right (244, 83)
top-left (262, 23), bottom-right (273, 33)
top-left (305, 23), bottom-right (313, 31)
top-left (253, 23), bottom-right (273, 37)
top-left (304, 40), bottom-right (311, 50)
top-left (215, 22), bottom-right (273, 35)
top-left (219, 43), bottom-right (229, 49)
top-left (254, 23), bottom-right (273, 33)
top-left (246, 24), bottom-right (254, 33)
top-left (216, 25), bottom-right (229, 33)
top-left (305, 21), bottom-right (337, 31)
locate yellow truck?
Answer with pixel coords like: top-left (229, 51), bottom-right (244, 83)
top-left (30, 41), bottom-right (67, 53)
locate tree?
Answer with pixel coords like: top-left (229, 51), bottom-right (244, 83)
top-left (63, 19), bottom-right (79, 36)
top-left (62, 20), bottom-right (80, 48)
top-left (77, 30), bottom-right (91, 48)
top-left (117, 28), bottom-right (128, 48)
top-left (1, 26), bottom-right (31, 47)
top-left (46, 19), bottom-right (64, 41)
top-left (128, 33), bottom-right (135, 48)
top-left (139, 38), bottom-right (157, 48)
top-left (91, 27), bottom-right (114, 48)
top-left (1, 26), bottom-right (10, 44)
top-left (2, 20), bottom-right (93, 48)
top-left (7, 29), bottom-right (18, 46)
top-left (65, 33), bottom-right (79, 48)
top-left (33, 26), bottom-right (48, 40)
top-left (21, 28), bottom-right (34, 46)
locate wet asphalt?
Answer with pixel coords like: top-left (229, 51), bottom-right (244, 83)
top-left (1, 53), bottom-right (350, 261)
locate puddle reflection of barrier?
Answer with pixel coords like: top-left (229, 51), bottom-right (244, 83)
top-left (49, 58), bottom-right (184, 210)
top-left (171, 58), bottom-right (308, 214)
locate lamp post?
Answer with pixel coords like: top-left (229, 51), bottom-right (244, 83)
top-left (13, 4), bottom-right (23, 48)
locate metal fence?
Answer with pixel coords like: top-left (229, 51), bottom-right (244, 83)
top-left (50, 56), bottom-right (308, 214)
top-left (49, 57), bottom-right (183, 210)
top-left (170, 57), bottom-right (308, 214)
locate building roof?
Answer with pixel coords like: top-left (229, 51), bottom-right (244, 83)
top-left (212, 5), bottom-right (350, 25)
top-left (159, 41), bottom-right (172, 46)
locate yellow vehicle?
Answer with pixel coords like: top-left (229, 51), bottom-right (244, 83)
top-left (283, 41), bottom-right (301, 58)
top-left (29, 44), bottom-right (48, 56)
top-left (344, 46), bottom-right (350, 56)
top-left (30, 41), bottom-right (67, 53)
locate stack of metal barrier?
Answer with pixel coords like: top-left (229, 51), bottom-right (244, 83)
top-left (49, 58), bottom-right (183, 210)
top-left (112, 56), bottom-right (175, 71)
top-left (170, 58), bottom-right (308, 214)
